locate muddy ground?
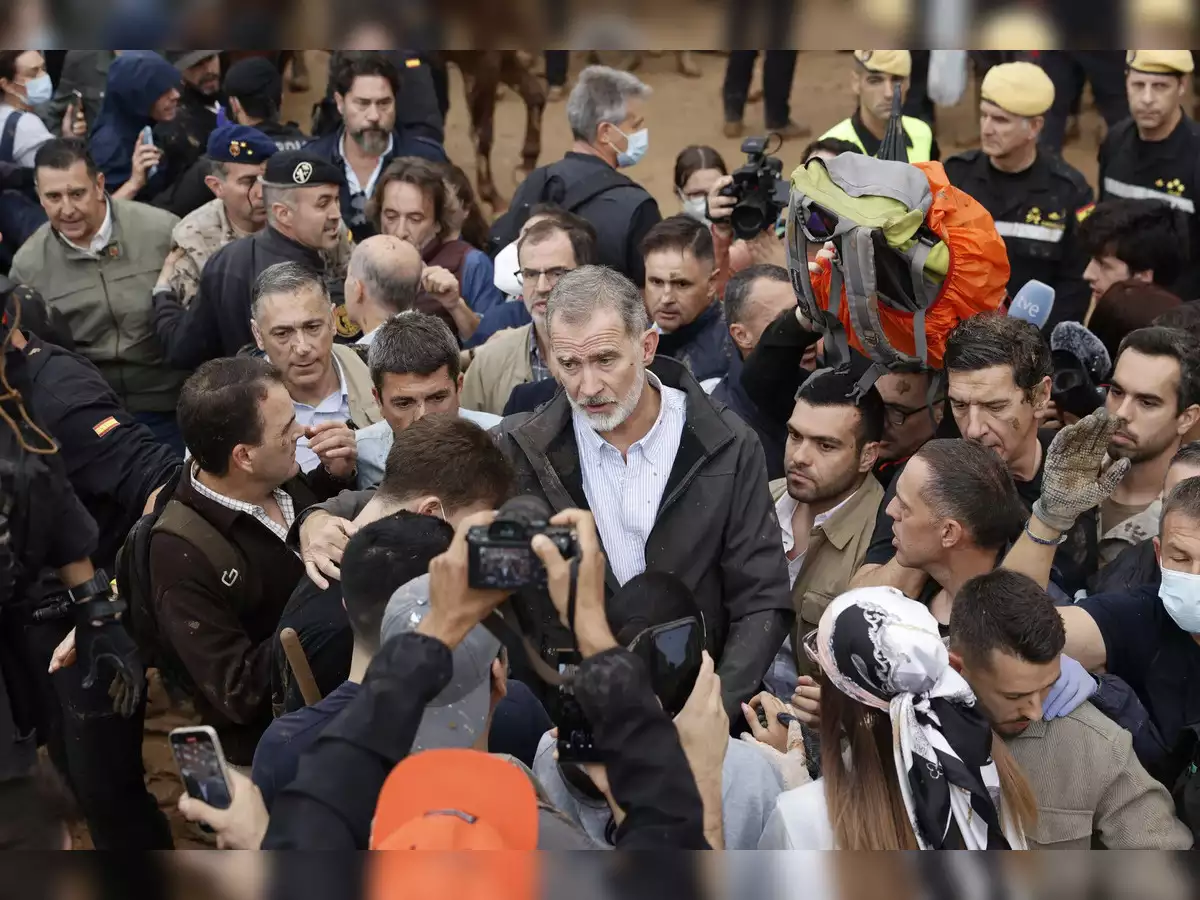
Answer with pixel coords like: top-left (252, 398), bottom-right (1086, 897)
top-left (88, 47), bottom-right (1109, 850)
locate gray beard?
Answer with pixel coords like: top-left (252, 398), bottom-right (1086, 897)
top-left (569, 366), bottom-right (646, 434)
top-left (350, 128), bottom-right (389, 156)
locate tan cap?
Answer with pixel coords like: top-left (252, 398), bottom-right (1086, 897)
top-left (976, 9), bottom-right (1058, 49)
top-left (980, 62), bottom-right (1056, 117)
top-left (1127, 50), bottom-right (1194, 74)
top-left (853, 50), bottom-right (912, 78)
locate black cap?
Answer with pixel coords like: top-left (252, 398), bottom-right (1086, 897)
top-left (223, 57), bottom-right (283, 105)
top-left (264, 150), bottom-right (345, 188)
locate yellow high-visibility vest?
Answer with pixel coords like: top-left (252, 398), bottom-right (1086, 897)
top-left (820, 115), bottom-right (934, 163)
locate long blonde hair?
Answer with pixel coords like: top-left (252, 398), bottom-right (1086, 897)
top-left (820, 681), bottom-right (1038, 850)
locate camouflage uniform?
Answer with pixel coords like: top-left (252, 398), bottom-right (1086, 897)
top-left (169, 198), bottom-right (355, 309)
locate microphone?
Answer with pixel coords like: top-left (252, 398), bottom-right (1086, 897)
top-left (1050, 321), bottom-right (1111, 382)
top-left (1007, 279), bottom-right (1055, 329)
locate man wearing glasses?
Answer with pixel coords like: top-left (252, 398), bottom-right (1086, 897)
top-left (461, 217), bottom-right (595, 415)
top-left (874, 367), bottom-right (945, 487)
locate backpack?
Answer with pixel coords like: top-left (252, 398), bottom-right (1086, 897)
top-left (485, 164), bottom-right (631, 258)
top-left (115, 484), bottom-right (248, 679)
top-left (785, 154), bottom-right (1010, 394)
top-left (0, 111), bottom-right (22, 165)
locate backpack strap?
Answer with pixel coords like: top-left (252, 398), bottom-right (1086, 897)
top-left (152, 500), bottom-right (248, 606)
top-left (0, 111), bottom-right (23, 165)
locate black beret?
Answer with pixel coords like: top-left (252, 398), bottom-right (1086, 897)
top-left (264, 150), bottom-right (345, 188)
top-left (223, 57), bottom-right (283, 103)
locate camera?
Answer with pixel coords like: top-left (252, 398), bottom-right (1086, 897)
top-left (467, 495), bottom-right (577, 591)
top-left (718, 135), bottom-right (792, 241)
top-left (551, 650), bottom-right (600, 763)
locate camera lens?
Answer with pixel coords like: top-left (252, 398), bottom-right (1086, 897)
top-left (730, 201), bottom-right (768, 238)
top-left (496, 495), bottom-right (552, 528)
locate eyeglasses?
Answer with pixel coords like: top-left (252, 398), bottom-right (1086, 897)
top-left (883, 402), bottom-right (938, 426)
top-left (516, 266), bottom-right (572, 287)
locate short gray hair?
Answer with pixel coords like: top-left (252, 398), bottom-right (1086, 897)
top-left (348, 245), bottom-right (419, 315)
top-left (251, 261), bottom-right (328, 321)
top-left (261, 181), bottom-right (298, 225)
top-left (566, 65), bottom-right (651, 142)
top-left (545, 265), bottom-right (648, 340)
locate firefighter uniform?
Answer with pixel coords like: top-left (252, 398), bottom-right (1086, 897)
top-left (945, 61), bottom-right (1094, 327)
top-left (1098, 50), bottom-right (1200, 300)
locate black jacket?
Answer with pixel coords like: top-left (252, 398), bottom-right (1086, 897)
top-left (152, 226), bottom-right (345, 368)
top-left (15, 332), bottom-right (179, 572)
top-left (655, 302), bottom-right (734, 383)
top-left (502, 152), bottom-right (662, 286)
top-left (710, 353), bottom-right (786, 481)
top-left (262, 633), bottom-right (707, 849)
top-left (495, 356), bottom-right (793, 721)
top-left (944, 148), bottom-right (1093, 328)
top-left (256, 119), bottom-right (309, 153)
top-left (739, 307), bottom-right (822, 428)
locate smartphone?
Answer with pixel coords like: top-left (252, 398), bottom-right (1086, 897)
top-left (169, 726), bottom-right (233, 813)
top-left (551, 651), bottom-right (599, 764)
top-left (140, 125), bottom-right (155, 147)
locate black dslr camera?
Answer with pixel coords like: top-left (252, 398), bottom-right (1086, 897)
top-left (467, 495), bottom-right (577, 591)
top-left (718, 135), bottom-right (791, 241)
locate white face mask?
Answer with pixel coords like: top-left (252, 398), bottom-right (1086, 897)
top-left (1158, 564), bottom-right (1200, 633)
top-left (679, 193), bottom-right (710, 225)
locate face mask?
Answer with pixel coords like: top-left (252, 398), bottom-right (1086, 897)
top-left (20, 73), bottom-right (53, 106)
top-left (613, 126), bottom-right (648, 168)
top-left (679, 193), bottom-right (709, 225)
top-left (1158, 564), bottom-right (1200, 633)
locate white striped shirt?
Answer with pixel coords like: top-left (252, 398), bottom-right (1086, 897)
top-left (574, 372), bottom-right (687, 585)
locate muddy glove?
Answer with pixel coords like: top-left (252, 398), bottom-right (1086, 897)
top-left (71, 571), bottom-right (144, 718)
top-left (1031, 409), bottom-right (1131, 533)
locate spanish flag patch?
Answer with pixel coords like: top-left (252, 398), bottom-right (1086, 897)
top-left (1076, 203), bottom-right (1095, 223)
top-left (405, 58), bottom-right (421, 68)
top-left (93, 416), bottom-right (119, 437)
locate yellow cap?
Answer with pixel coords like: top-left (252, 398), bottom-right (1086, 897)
top-left (853, 50), bottom-right (912, 78)
top-left (980, 62), bottom-right (1056, 117)
top-left (976, 9), bottom-right (1058, 50)
top-left (1127, 50), bottom-right (1194, 74)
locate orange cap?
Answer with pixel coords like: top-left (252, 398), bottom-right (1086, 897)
top-left (369, 749), bottom-right (539, 900)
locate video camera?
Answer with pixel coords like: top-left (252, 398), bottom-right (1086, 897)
top-left (717, 135), bottom-right (791, 241)
top-left (467, 495), bottom-right (577, 591)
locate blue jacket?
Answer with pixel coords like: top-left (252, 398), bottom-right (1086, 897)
top-left (467, 298), bottom-right (533, 348)
top-left (89, 51), bottom-right (180, 195)
top-left (304, 127), bottom-right (448, 239)
top-left (654, 302), bottom-right (733, 383)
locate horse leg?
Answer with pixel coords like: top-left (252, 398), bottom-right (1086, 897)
top-left (469, 54), bottom-right (505, 213)
top-left (508, 57), bottom-right (546, 179)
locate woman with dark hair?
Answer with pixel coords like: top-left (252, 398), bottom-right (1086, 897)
top-left (439, 162), bottom-right (492, 251)
top-left (759, 587), bottom-right (1037, 850)
top-left (673, 145), bottom-right (727, 222)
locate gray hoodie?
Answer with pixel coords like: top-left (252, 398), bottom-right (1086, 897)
top-left (533, 730), bottom-right (783, 849)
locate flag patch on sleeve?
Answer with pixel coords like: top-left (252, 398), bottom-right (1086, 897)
top-left (93, 416), bottom-right (119, 437)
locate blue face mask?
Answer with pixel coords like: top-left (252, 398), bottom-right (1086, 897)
top-left (1158, 564), bottom-right (1200, 633)
top-left (21, 73), bottom-right (53, 106)
top-left (613, 126), bottom-right (649, 168)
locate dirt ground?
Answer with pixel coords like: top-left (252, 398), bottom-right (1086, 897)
top-left (104, 47), bottom-right (1112, 851)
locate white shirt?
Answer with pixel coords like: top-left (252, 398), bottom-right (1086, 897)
top-left (60, 198), bottom-right (113, 257)
top-left (339, 130), bottom-right (393, 200)
top-left (292, 355), bottom-right (352, 472)
top-left (188, 463), bottom-right (297, 545)
top-left (0, 104), bottom-right (53, 168)
top-left (764, 489), bottom-right (856, 698)
top-left (354, 407), bottom-right (503, 489)
top-left (574, 372), bottom-right (687, 585)
top-left (356, 326), bottom-right (379, 347)
top-left (757, 780), bottom-right (835, 849)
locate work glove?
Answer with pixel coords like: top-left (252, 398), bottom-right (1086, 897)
top-left (73, 589), bottom-right (144, 718)
top-left (1043, 654), bottom-right (1098, 720)
top-left (1031, 408), bottom-right (1131, 533)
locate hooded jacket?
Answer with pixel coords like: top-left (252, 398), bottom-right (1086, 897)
top-left (89, 51), bottom-right (180, 195)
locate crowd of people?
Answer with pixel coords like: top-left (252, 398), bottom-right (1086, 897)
top-left (4, 45), bottom-right (1200, 860)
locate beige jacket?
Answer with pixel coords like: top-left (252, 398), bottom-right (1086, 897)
top-left (1008, 702), bottom-right (1192, 849)
top-left (461, 323), bottom-right (535, 416)
top-left (331, 343), bottom-right (383, 427)
top-left (769, 476), bottom-right (884, 674)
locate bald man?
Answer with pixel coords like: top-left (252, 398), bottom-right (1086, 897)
top-left (345, 234), bottom-right (423, 347)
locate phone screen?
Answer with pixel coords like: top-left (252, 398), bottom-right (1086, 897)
top-left (170, 730), bottom-right (232, 810)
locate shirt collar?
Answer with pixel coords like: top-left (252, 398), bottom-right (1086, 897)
top-left (776, 486), bottom-right (860, 552)
top-left (60, 198), bottom-right (113, 256)
top-left (338, 129), bottom-right (394, 197)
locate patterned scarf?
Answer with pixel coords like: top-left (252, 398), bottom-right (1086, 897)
top-left (815, 587), bottom-right (1027, 850)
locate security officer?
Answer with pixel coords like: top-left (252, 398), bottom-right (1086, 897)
top-left (820, 50), bottom-right (939, 162)
top-left (1099, 50), bottom-right (1200, 300)
top-left (167, 122), bottom-right (278, 306)
top-left (945, 61), bottom-right (1093, 327)
top-left (1, 288), bottom-right (165, 847)
top-left (152, 149), bottom-right (357, 368)
top-left (152, 51), bottom-right (223, 216)
top-left (222, 57), bottom-right (309, 152)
